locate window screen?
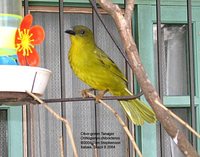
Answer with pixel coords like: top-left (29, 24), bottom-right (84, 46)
top-left (0, 110), bottom-right (8, 157)
top-left (154, 24), bottom-right (189, 96)
top-left (31, 12), bottom-right (128, 157)
top-left (153, 24), bottom-right (192, 156)
top-left (158, 108), bottom-right (190, 157)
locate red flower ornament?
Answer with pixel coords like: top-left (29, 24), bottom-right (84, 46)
top-left (15, 14), bottom-right (45, 66)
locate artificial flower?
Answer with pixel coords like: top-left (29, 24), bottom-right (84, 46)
top-left (15, 14), bottom-right (45, 66)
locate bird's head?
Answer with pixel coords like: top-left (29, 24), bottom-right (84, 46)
top-left (65, 25), bottom-right (95, 45)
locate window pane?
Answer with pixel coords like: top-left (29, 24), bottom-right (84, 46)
top-left (158, 108), bottom-right (190, 157)
top-left (0, 110), bottom-right (8, 157)
top-left (154, 24), bottom-right (189, 96)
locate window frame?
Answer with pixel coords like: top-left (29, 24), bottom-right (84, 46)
top-left (137, 4), bottom-right (200, 156)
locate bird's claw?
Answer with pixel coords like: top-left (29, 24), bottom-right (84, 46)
top-left (81, 89), bottom-right (108, 103)
top-left (81, 89), bottom-right (89, 98)
top-left (81, 88), bottom-right (95, 98)
top-left (95, 95), bottom-right (102, 103)
top-left (95, 89), bottom-right (109, 102)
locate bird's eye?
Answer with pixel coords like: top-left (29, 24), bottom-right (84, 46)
top-left (80, 30), bottom-right (85, 35)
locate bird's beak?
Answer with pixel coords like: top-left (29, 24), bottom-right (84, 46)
top-left (65, 30), bottom-right (76, 35)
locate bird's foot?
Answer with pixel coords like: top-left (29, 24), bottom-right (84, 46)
top-left (95, 89), bottom-right (109, 102)
top-left (81, 88), bottom-right (95, 98)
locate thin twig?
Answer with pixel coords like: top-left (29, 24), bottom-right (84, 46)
top-left (155, 99), bottom-right (200, 139)
top-left (93, 144), bottom-right (99, 157)
top-left (87, 92), bottom-right (143, 157)
top-left (59, 137), bottom-right (64, 157)
top-left (26, 91), bottom-right (78, 157)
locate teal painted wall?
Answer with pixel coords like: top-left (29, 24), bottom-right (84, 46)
top-left (0, 106), bottom-right (23, 157)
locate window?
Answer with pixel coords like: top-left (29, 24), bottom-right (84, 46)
top-left (154, 24), bottom-right (189, 96)
top-left (153, 24), bottom-right (192, 156)
top-left (137, 4), bottom-right (200, 156)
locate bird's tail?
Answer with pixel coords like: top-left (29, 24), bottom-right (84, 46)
top-left (116, 89), bottom-right (156, 125)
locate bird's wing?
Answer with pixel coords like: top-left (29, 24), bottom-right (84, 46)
top-left (95, 47), bottom-right (127, 83)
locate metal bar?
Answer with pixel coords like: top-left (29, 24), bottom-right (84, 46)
top-left (23, 1), bottom-right (31, 157)
top-left (59, 0), bottom-right (65, 99)
top-left (26, 104), bottom-right (31, 157)
top-left (24, 0), bottom-right (29, 15)
top-left (43, 92), bottom-right (143, 103)
top-left (22, 106), bottom-right (28, 157)
top-left (123, 0), bottom-right (131, 156)
top-left (59, 0), bottom-right (67, 156)
top-left (156, 0), bottom-right (163, 100)
top-left (0, 92), bottom-right (143, 104)
top-left (91, 0), bottom-right (99, 152)
top-left (89, 0), bottom-right (131, 67)
top-left (187, 0), bottom-right (196, 147)
top-left (156, 0), bottom-right (164, 156)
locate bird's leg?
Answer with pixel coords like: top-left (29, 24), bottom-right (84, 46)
top-left (96, 89), bottom-right (109, 102)
top-left (81, 88), bottom-right (95, 98)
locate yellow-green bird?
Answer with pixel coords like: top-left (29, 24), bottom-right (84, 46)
top-left (65, 25), bottom-right (156, 125)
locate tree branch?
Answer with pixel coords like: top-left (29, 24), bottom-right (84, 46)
top-left (97, 0), bottom-right (199, 156)
top-left (124, 0), bottom-right (135, 30)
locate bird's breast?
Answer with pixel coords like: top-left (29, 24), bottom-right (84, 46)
top-left (68, 45), bottom-right (126, 92)
top-left (68, 47), bottom-right (106, 90)
top-left (68, 46), bottom-right (94, 80)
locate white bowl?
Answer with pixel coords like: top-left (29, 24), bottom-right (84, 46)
top-left (0, 65), bottom-right (51, 95)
